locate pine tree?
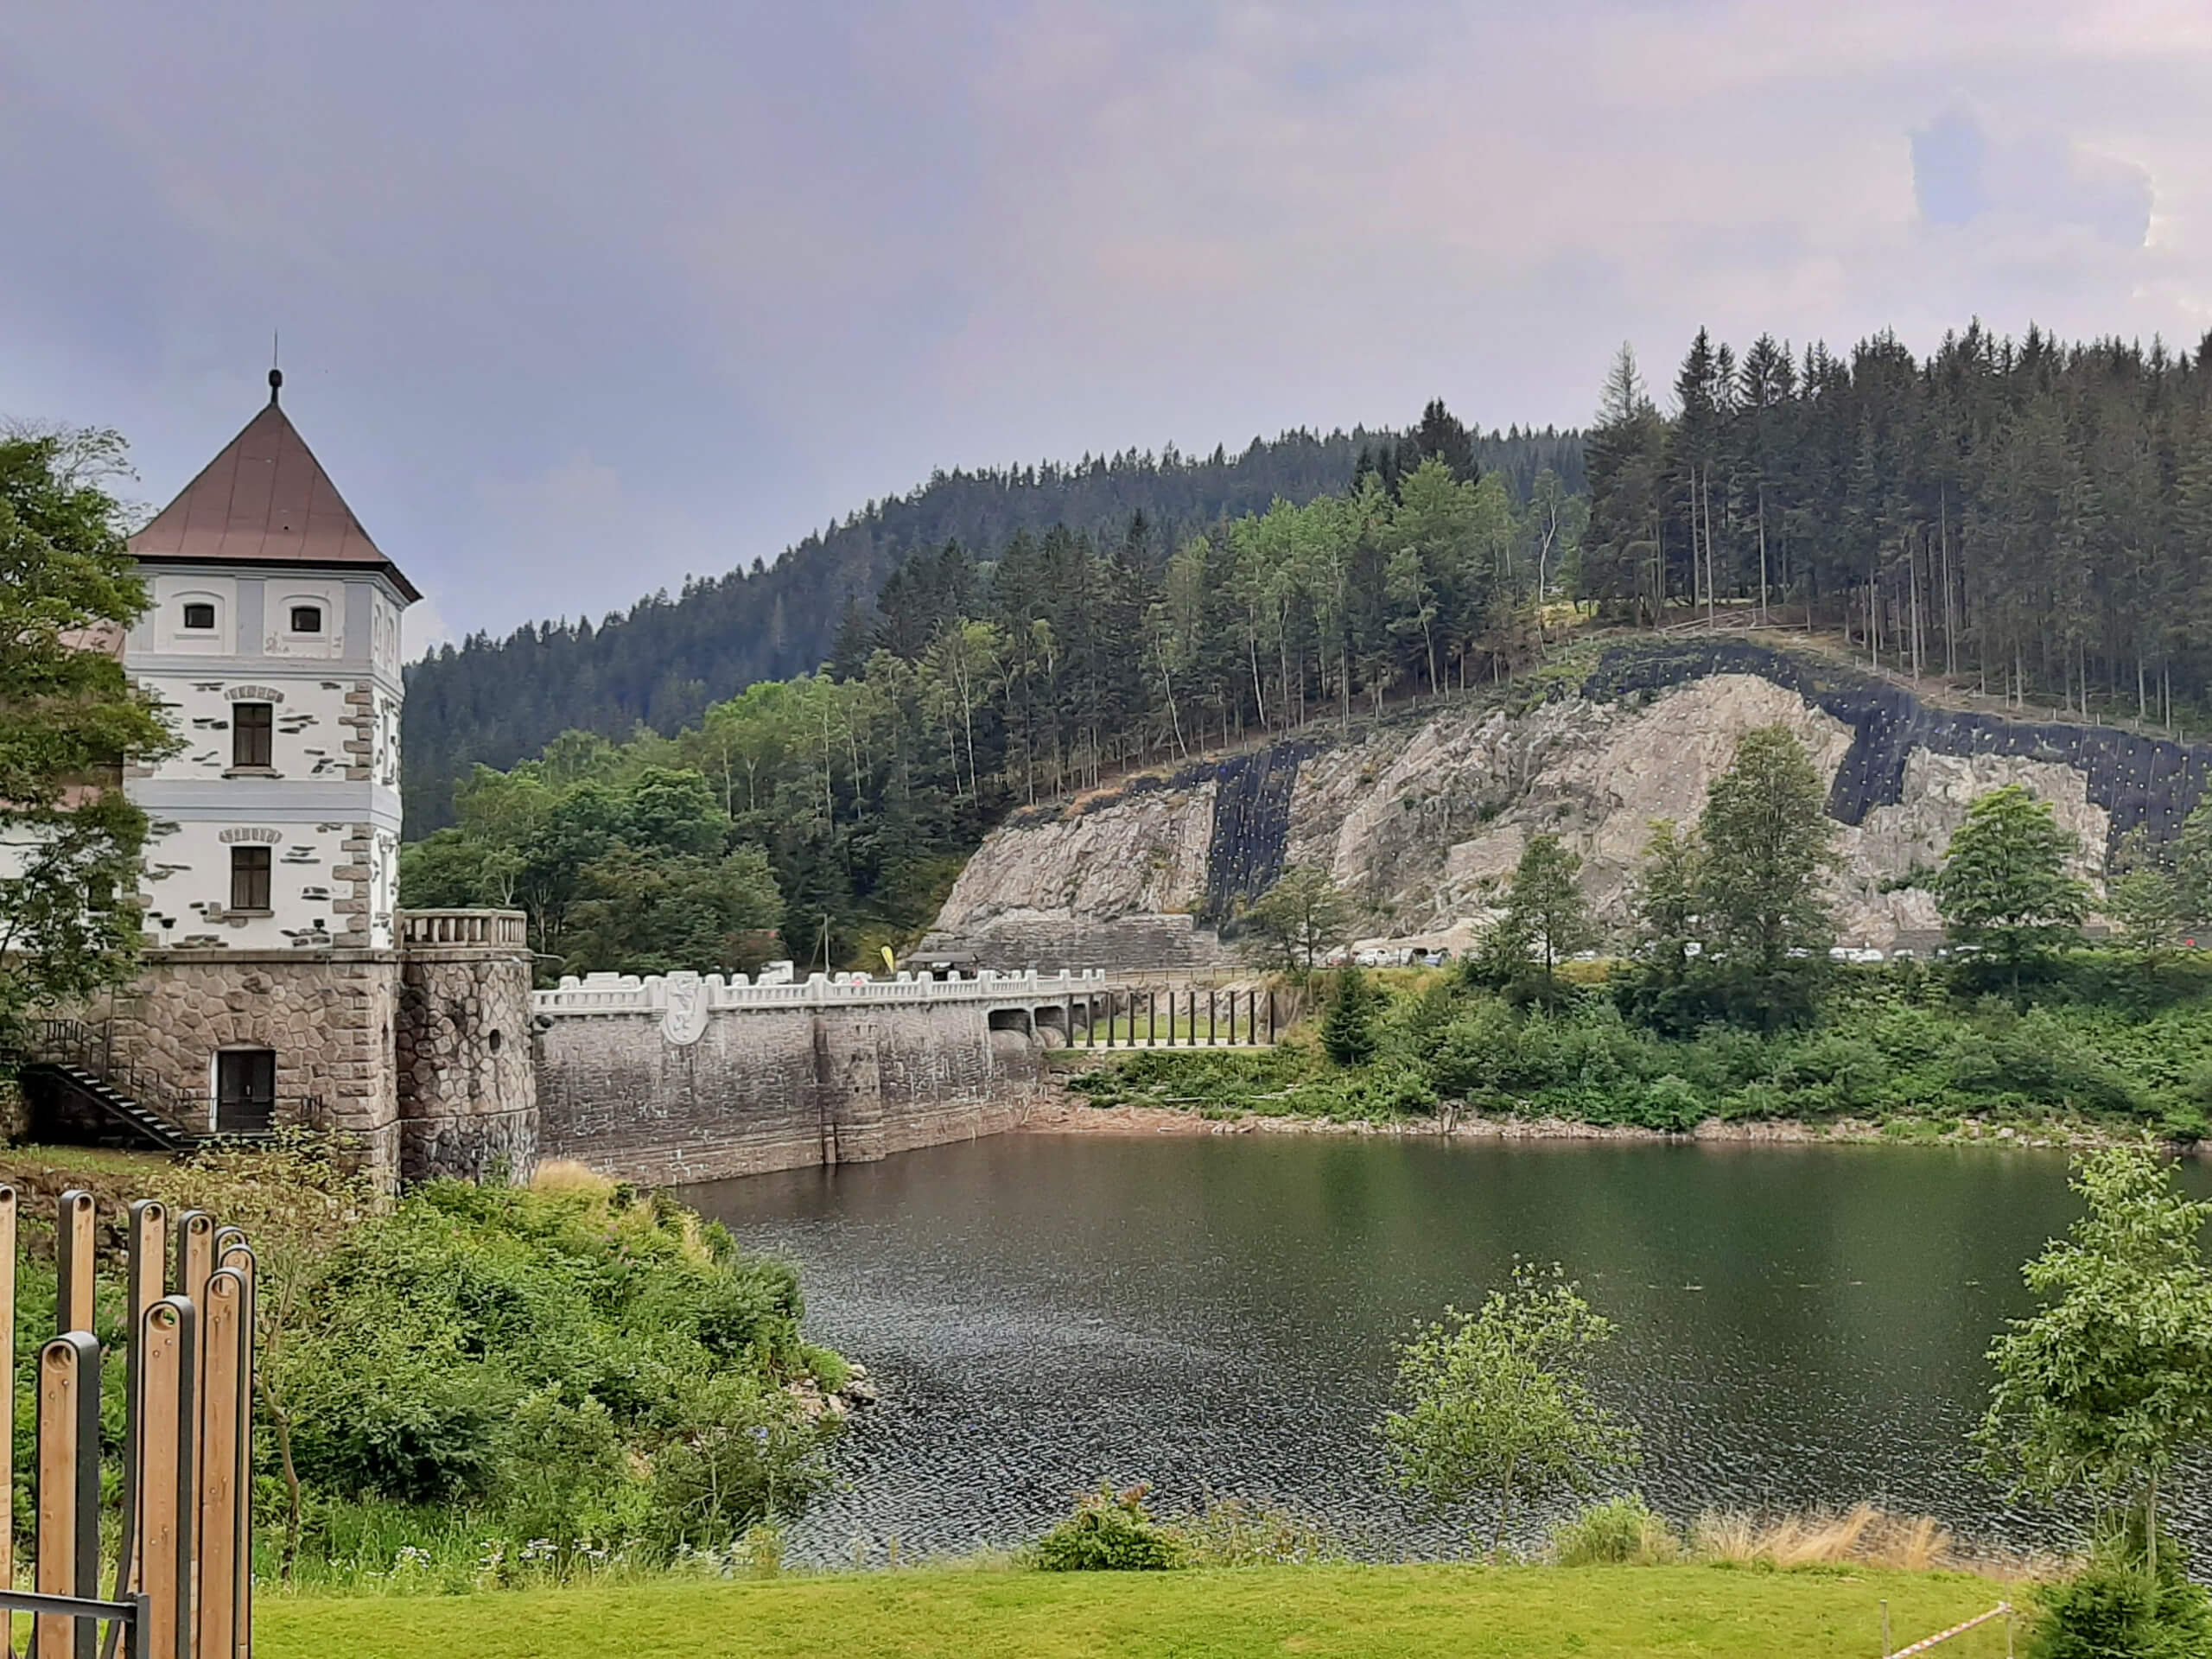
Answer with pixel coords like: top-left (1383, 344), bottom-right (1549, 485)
top-left (1321, 964), bottom-right (1381, 1067)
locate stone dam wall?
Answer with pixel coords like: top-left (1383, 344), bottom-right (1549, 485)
top-left (531, 970), bottom-right (1090, 1185)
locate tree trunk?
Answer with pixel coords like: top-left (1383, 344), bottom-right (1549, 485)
top-left (1757, 483), bottom-right (1769, 626)
top-left (264, 1376), bottom-right (303, 1580)
top-left (1491, 1452), bottom-right (1520, 1562)
top-left (1702, 468), bottom-right (1716, 633)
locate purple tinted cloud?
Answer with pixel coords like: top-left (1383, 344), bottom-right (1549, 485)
top-left (2, 2), bottom-right (2203, 652)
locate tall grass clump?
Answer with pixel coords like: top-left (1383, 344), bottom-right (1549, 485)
top-left (1550, 1494), bottom-right (1681, 1565)
top-left (1689, 1505), bottom-right (1957, 1572)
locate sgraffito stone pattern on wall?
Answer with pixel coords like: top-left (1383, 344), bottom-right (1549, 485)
top-left (536, 1001), bottom-right (1043, 1186)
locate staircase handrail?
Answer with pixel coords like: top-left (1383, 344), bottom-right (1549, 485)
top-left (17, 1020), bottom-right (207, 1141)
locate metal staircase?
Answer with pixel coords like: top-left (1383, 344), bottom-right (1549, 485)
top-left (17, 1058), bottom-right (200, 1152)
top-left (5, 1019), bottom-right (289, 1153)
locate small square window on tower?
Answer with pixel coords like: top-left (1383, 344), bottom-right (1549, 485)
top-left (229, 845), bottom-right (272, 912)
top-left (182, 601), bottom-right (216, 630)
top-left (232, 702), bottom-right (273, 768)
top-left (289, 604), bottom-right (323, 634)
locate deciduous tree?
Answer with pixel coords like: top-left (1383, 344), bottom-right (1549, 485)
top-left (1237, 865), bottom-right (1352, 982)
top-left (1381, 1265), bottom-right (1638, 1559)
top-left (1978, 1147), bottom-right (2212, 1581)
top-left (1477, 834), bottom-right (1595, 1007)
top-left (1934, 784), bottom-right (2091, 993)
top-left (0, 427), bottom-right (175, 1040)
top-left (1694, 725), bottom-right (1835, 1025)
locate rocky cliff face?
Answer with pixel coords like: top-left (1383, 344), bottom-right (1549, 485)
top-left (924, 642), bottom-right (2212, 969)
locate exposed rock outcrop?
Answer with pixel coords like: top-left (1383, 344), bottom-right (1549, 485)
top-left (924, 641), bottom-right (2210, 965)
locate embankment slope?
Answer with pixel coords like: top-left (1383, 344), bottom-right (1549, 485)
top-left (925, 639), bottom-right (2212, 969)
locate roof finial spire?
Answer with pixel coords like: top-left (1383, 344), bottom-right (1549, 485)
top-left (269, 332), bottom-right (282, 404)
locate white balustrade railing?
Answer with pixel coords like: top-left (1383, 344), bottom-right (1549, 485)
top-left (531, 966), bottom-right (1111, 1018)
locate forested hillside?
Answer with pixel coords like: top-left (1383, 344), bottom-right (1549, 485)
top-left (401, 413), bottom-right (1586, 829)
top-left (401, 402), bottom-right (1591, 976)
top-left (1583, 323), bottom-right (2212, 723)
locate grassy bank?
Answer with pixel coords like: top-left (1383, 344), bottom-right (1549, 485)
top-left (0, 1142), bottom-right (852, 1580)
top-left (1071, 957), bottom-right (2212, 1141)
top-left (253, 1562), bottom-right (2023, 1658)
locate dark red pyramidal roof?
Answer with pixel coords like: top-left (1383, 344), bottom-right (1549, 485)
top-left (129, 376), bottom-right (420, 601)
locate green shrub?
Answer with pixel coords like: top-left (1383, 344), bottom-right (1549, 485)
top-left (286, 1173), bottom-right (839, 1559)
top-left (1636, 1075), bottom-right (1706, 1133)
top-left (1550, 1494), bottom-right (1681, 1566)
top-left (2030, 1559), bottom-right (2212, 1658)
top-left (1033, 1483), bottom-right (1186, 1572)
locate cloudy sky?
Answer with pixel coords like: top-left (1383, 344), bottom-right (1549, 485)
top-left (5, 2), bottom-right (2208, 654)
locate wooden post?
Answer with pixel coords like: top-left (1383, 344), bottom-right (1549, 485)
top-left (1207, 989), bottom-right (1217, 1046)
top-left (219, 1246), bottom-right (257, 1659)
top-left (37, 1332), bottom-right (102, 1659)
top-left (121, 1200), bottom-right (169, 1604)
top-left (1085, 994), bottom-right (1096, 1048)
top-left (57, 1189), bottom-right (97, 1336)
top-left (137, 1297), bottom-right (195, 1659)
top-left (1267, 988), bottom-right (1276, 1044)
top-left (1147, 990), bottom-right (1156, 1047)
top-left (0, 1181), bottom-right (14, 1596)
top-left (195, 1269), bottom-right (247, 1659)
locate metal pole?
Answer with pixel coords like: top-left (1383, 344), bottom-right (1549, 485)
top-left (1147, 990), bottom-right (1156, 1047)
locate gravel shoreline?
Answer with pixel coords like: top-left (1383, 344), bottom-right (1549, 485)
top-left (1019, 1090), bottom-right (2189, 1153)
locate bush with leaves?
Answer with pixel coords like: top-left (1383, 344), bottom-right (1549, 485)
top-left (1380, 1263), bottom-right (1638, 1559)
top-left (1032, 1483), bottom-right (1185, 1572)
top-left (265, 1166), bottom-right (842, 1567)
top-left (1979, 1146), bottom-right (2212, 1585)
top-left (2028, 1518), bottom-right (2212, 1659)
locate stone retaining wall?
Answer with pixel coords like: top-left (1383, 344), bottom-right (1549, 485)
top-left (536, 1001), bottom-right (1043, 1186)
top-left (397, 944), bottom-right (538, 1182)
top-left (110, 950), bottom-right (402, 1166)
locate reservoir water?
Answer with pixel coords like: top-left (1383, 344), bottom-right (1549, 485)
top-left (681, 1134), bottom-right (2210, 1563)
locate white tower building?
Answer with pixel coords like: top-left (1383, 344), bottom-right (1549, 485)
top-left (21, 370), bottom-right (536, 1181)
top-left (124, 367), bottom-right (415, 954)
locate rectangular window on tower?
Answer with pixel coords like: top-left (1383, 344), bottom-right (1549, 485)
top-left (229, 845), bottom-right (271, 912)
top-left (231, 702), bottom-right (273, 769)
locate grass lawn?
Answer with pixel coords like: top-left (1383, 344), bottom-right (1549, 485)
top-left (255, 1563), bottom-right (2025, 1659)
